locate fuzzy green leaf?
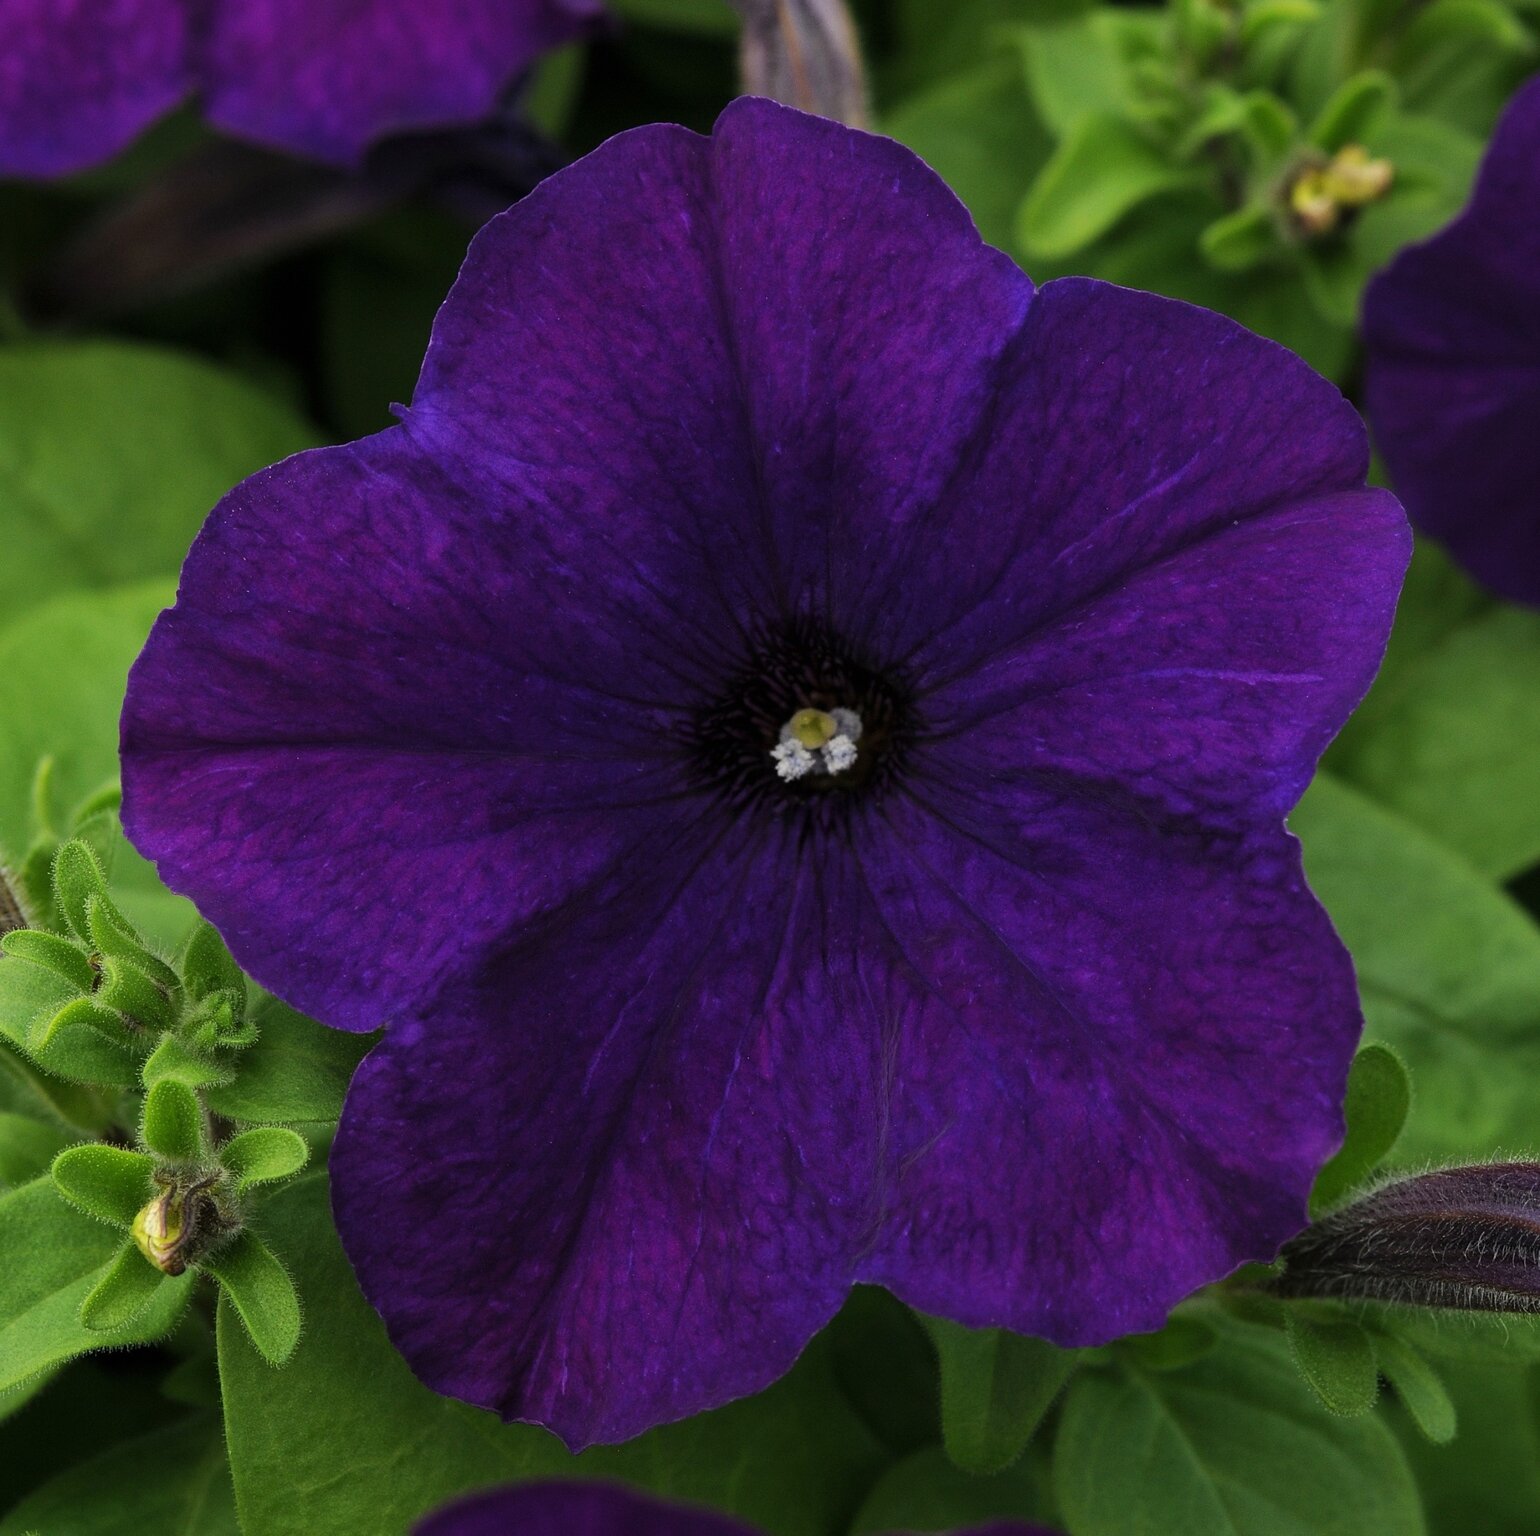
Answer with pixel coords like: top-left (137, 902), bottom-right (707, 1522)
top-left (50, 841), bottom-right (113, 944)
top-left (203, 1231), bottom-right (302, 1366)
top-left (141, 1080), bottom-right (206, 1163)
top-left (78, 1242), bottom-right (166, 1332)
top-left (180, 921), bottom-right (245, 1007)
top-left (0, 1112), bottom-right (70, 1190)
top-left (142, 1033), bottom-right (234, 1091)
top-left (220, 1127), bottom-right (308, 1192)
top-left (0, 930), bottom-right (94, 993)
top-left (927, 1316), bottom-right (1080, 1474)
top-left (203, 998), bottom-right (371, 1125)
top-left (1310, 69), bottom-right (1398, 148)
top-left (1311, 1043), bottom-right (1412, 1215)
top-left (0, 1177), bottom-right (194, 1394)
top-left (1286, 1311), bottom-right (1381, 1416)
top-left (1374, 1332), bottom-right (1457, 1444)
top-left (51, 1144), bottom-right (153, 1228)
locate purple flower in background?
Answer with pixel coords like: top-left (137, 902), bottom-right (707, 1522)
top-left (121, 100), bottom-right (1408, 1447)
top-left (415, 1482), bottom-right (1055, 1536)
top-left (1363, 76), bottom-right (1540, 606)
top-left (0, 0), bottom-right (605, 176)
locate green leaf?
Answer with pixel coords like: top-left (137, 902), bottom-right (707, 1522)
top-left (1311, 1043), bottom-right (1412, 1215)
top-left (1286, 1310), bottom-right (1381, 1416)
top-left (1393, 1359), bottom-right (1540, 1535)
top-left (1020, 113), bottom-right (1204, 259)
top-left (0, 340), bottom-right (314, 624)
top-left (926, 1316), bottom-right (1079, 1474)
top-left (220, 1127), bottom-right (308, 1192)
top-left (50, 839), bottom-right (113, 943)
top-left (79, 1242), bottom-right (167, 1331)
top-left (0, 929), bottom-right (94, 992)
top-left (1373, 1332), bottom-right (1457, 1443)
top-left (204, 1231), bottom-right (301, 1367)
top-left (826, 1286), bottom-right (940, 1456)
top-left (180, 921), bottom-right (245, 1007)
top-left (0, 583), bottom-right (194, 946)
top-left (203, 998), bottom-right (372, 1125)
top-left (1199, 205), bottom-right (1279, 271)
top-left (1329, 546), bottom-right (1540, 881)
top-left (142, 1079), bottom-right (206, 1162)
top-left (1010, 13), bottom-right (1137, 139)
top-left (1391, 0), bottom-right (1533, 113)
top-left (0, 956), bottom-right (137, 1086)
top-left (884, 59), bottom-right (1054, 252)
top-left (142, 1033), bottom-right (234, 1091)
top-left (0, 1177), bottom-right (193, 1394)
top-left (850, 1443), bottom-right (1056, 1534)
top-left (1054, 1323), bottom-right (1425, 1535)
top-left (0, 1417), bottom-right (238, 1536)
top-left (219, 1176), bottom-right (886, 1536)
top-left (1294, 774), bottom-right (1540, 1161)
top-left (1118, 1312), bottom-right (1220, 1371)
top-left (51, 1144), bottom-right (153, 1227)
top-left (1310, 69), bottom-right (1398, 148)
top-left (0, 1112), bottom-right (69, 1190)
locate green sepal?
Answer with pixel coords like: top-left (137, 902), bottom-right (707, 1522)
top-left (1240, 0), bottom-right (1324, 49)
top-left (95, 953), bottom-right (175, 1032)
top-left (1309, 70), bottom-right (1397, 150)
top-left (926, 1315), bottom-right (1079, 1475)
top-left (1391, 0), bottom-right (1532, 103)
top-left (1199, 204), bottom-right (1279, 270)
top-left (141, 1078), bottom-right (206, 1162)
top-left (180, 921), bottom-right (246, 1008)
top-left (1173, 0), bottom-right (1235, 69)
top-left (221, 1127), bottom-right (309, 1192)
top-left (51, 1144), bottom-right (155, 1228)
top-left (142, 1032), bottom-right (234, 1091)
top-left (204, 1230), bottom-right (302, 1366)
top-left (1238, 90), bottom-right (1300, 165)
top-left (0, 929), bottom-right (95, 992)
top-left (1285, 1308), bottom-right (1379, 1416)
top-left (1311, 1042), bottom-right (1412, 1215)
top-left (86, 896), bottom-right (179, 991)
top-left (79, 1241), bottom-right (167, 1331)
top-left (1373, 1329), bottom-right (1457, 1443)
top-left (50, 840), bottom-right (115, 944)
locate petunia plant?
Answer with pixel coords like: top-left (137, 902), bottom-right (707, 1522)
top-left (1, 5), bottom-right (1539, 1536)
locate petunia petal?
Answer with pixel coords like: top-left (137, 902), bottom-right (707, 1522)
top-left (851, 788), bottom-right (1361, 1345)
top-left (122, 431), bottom-right (708, 1030)
top-left (1362, 77), bottom-right (1540, 605)
top-left (332, 820), bottom-right (897, 1447)
top-left (0, 0), bottom-right (189, 178)
top-left (406, 99), bottom-right (1036, 634)
top-left (199, 0), bottom-right (607, 167)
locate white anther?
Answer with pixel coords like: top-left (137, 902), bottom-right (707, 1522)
top-left (772, 739), bottom-right (817, 781)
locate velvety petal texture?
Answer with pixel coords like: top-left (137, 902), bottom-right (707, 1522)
top-left (414, 1483), bottom-right (1054, 1536)
top-left (0, 0), bottom-right (189, 177)
top-left (0, 0), bottom-right (604, 176)
top-left (1363, 76), bottom-right (1540, 605)
top-left (122, 101), bottom-right (1410, 1448)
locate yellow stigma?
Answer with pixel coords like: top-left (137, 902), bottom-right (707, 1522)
top-left (132, 1189), bottom-right (188, 1276)
top-left (789, 708), bottom-right (839, 750)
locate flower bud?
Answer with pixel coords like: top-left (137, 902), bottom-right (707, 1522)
top-left (731, 0), bottom-right (869, 129)
top-left (131, 1171), bottom-right (232, 1277)
top-left (1274, 1161), bottom-right (1540, 1313)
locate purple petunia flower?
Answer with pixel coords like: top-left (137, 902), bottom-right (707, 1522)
top-left (0, 0), bottom-right (605, 176)
top-left (120, 100), bottom-right (1409, 1447)
top-left (1362, 75), bottom-right (1540, 606)
top-left (414, 1482), bottom-right (1055, 1536)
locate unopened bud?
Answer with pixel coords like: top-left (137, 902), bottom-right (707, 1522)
top-left (1285, 145), bottom-right (1394, 238)
top-left (131, 1171), bottom-right (231, 1277)
top-left (1273, 1162), bottom-right (1540, 1313)
top-left (731, 0), bottom-right (869, 129)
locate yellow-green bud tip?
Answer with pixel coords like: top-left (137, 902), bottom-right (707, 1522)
top-left (132, 1190), bottom-right (188, 1276)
